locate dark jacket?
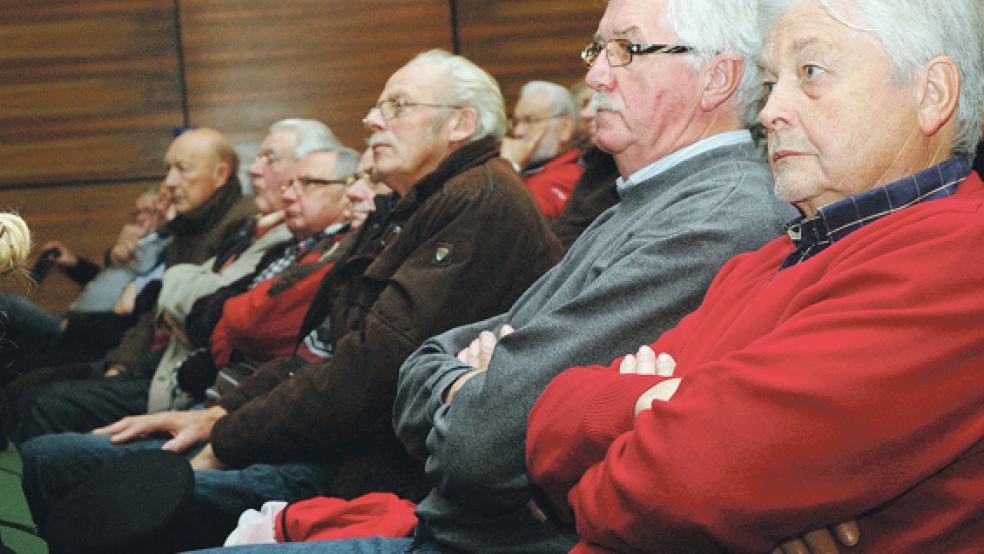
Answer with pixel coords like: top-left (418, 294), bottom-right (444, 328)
top-left (549, 147), bottom-right (620, 250)
top-left (210, 136), bottom-right (564, 501)
top-left (105, 178), bottom-right (256, 373)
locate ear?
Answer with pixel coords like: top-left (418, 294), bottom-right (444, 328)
top-left (916, 55), bottom-right (960, 137)
top-left (556, 115), bottom-right (576, 145)
top-left (212, 161), bottom-right (231, 188)
top-left (700, 54), bottom-right (743, 113)
top-left (447, 107), bottom-right (479, 143)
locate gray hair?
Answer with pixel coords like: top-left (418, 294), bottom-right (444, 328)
top-left (269, 119), bottom-right (342, 161)
top-left (759, 0), bottom-right (984, 156)
top-left (666, 0), bottom-right (763, 126)
top-left (408, 49), bottom-right (507, 142)
top-left (521, 81), bottom-right (579, 126)
top-left (301, 146), bottom-right (361, 179)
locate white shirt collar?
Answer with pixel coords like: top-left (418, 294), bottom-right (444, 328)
top-left (615, 130), bottom-right (753, 195)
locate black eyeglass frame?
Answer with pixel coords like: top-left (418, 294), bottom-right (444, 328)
top-left (581, 39), bottom-right (693, 68)
top-left (280, 170), bottom-right (372, 193)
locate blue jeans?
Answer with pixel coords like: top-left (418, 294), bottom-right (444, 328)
top-left (20, 432), bottom-right (337, 552)
top-left (184, 529), bottom-right (445, 553)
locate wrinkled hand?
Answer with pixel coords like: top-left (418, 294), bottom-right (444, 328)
top-left (112, 282), bottom-right (138, 315)
top-left (190, 443), bottom-right (226, 470)
top-left (41, 240), bottom-right (77, 267)
top-left (92, 405), bottom-right (228, 453)
top-left (444, 324), bottom-right (515, 403)
top-left (109, 223), bottom-right (143, 265)
top-left (773, 520), bottom-right (860, 554)
top-left (500, 127), bottom-right (548, 169)
top-left (618, 345), bottom-right (681, 416)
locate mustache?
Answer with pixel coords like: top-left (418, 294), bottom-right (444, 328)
top-left (367, 135), bottom-right (388, 147)
top-left (768, 133), bottom-right (813, 154)
top-left (589, 91), bottom-right (622, 113)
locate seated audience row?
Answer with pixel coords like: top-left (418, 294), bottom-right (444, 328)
top-left (5, 0), bottom-right (983, 552)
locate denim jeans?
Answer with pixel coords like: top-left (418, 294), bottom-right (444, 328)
top-left (184, 527), bottom-right (446, 554)
top-left (19, 432), bottom-right (337, 552)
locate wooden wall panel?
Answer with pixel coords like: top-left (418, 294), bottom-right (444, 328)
top-left (456, 0), bottom-right (604, 107)
top-left (0, 0), bottom-right (184, 187)
top-left (179, 0), bottom-right (454, 152)
top-left (0, 180), bottom-right (157, 311)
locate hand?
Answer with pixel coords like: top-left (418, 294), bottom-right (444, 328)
top-left (190, 443), bottom-right (226, 470)
top-left (445, 324), bottom-right (515, 403)
top-left (109, 223), bottom-right (142, 265)
top-left (772, 520), bottom-right (860, 554)
top-left (112, 282), bottom-right (138, 315)
top-left (618, 345), bottom-right (682, 416)
top-left (41, 240), bottom-right (77, 267)
top-left (500, 127), bottom-right (547, 169)
top-left (103, 365), bottom-right (124, 377)
top-left (92, 405), bottom-right (228, 453)
top-left (162, 311), bottom-right (191, 347)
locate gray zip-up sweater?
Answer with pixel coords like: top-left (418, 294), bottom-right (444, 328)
top-left (394, 141), bottom-right (797, 553)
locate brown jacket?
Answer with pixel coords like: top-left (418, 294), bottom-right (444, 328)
top-left (212, 137), bottom-right (563, 501)
top-left (105, 178), bottom-right (256, 372)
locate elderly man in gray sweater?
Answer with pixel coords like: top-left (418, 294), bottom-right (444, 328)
top-left (391, 1), bottom-right (796, 553)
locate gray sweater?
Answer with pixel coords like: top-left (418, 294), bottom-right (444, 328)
top-left (394, 141), bottom-right (797, 553)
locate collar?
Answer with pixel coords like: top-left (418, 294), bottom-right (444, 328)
top-left (780, 156), bottom-right (971, 269)
top-left (160, 174), bottom-right (243, 236)
top-left (523, 149), bottom-right (581, 176)
top-left (616, 130), bottom-right (752, 195)
top-left (394, 135), bottom-right (500, 216)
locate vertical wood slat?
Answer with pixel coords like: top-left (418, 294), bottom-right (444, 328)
top-left (0, 0), bottom-right (184, 187)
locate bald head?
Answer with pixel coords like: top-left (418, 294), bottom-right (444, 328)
top-left (163, 128), bottom-right (238, 215)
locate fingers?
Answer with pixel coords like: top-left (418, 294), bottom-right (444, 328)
top-left (777, 538), bottom-right (808, 554)
top-left (634, 345), bottom-right (657, 375)
top-left (656, 352), bottom-right (676, 377)
top-left (526, 499), bottom-right (548, 523)
top-left (633, 378), bottom-right (683, 416)
top-left (619, 354), bottom-right (637, 374)
top-left (93, 416), bottom-right (148, 444)
top-left (499, 324), bottom-right (514, 338)
top-left (162, 427), bottom-right (199, 454)
top-left (832, 520), bottom-right (859, 547)
top-left (800, 528), bottom-right (839, 554)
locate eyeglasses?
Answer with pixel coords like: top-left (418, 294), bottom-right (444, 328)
top-left (581, 39), bottom-right (692, 68)
top-left (365, 98), bottom-right (463, 122)
top-left (509, 113), bottom-right (565, 129)
top-left (256, 150), bottom-right (282, 165)
top-left (280, 170), bottom-right (373, 193)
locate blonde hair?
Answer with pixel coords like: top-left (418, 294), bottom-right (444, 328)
top-left (0, 212), bottom-right (31, 275)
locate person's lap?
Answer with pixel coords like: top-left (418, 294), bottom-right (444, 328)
top-left (184, 536), bottom-right (429, 554)
top-left (20, 432), bottom-right (340, 551)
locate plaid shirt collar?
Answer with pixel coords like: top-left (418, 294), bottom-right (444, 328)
top-left (781, 156), bottom-right (971, 269)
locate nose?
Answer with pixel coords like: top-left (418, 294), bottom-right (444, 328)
top-left (758, 80), bottom-right (794, 133)
top-left (164, 167), bottom-right (180, 188)
top-left (281, 182), bottom-right (298, 203)
top-left (363, 107), bottom-right (385, 131)
top-left (249, 155), bottom-right (264, 177)
top-left (585, 48), bottom-right (614, 93)
top-left (345, 180), bottom-right (372, 203)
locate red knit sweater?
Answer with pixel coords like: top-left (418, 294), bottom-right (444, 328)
top-left (523, 149), bottom-right (583, 219)
top-left (527, 172), bottom-right (984, 553)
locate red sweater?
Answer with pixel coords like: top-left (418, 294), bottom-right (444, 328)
top-left (523, 149), bottom-right (583, 219)
top-left (527, 172), bottom-right (984, 553)
top-left (210, 249), bottom-right (335, 367)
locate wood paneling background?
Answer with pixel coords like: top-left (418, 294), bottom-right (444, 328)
top-left (0, 1), bottom-right (603, 311)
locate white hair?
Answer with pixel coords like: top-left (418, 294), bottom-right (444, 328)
top-left (300, 147), bottom-right (360, 179)
top-left (665, 0), bottom-right (763, 126)
top-left (409, 49), bottom-right (507, 142)
top-left (0, 212), bottom-right (30, 276)
top-left (270, 119), bottom-right (342, 161)
top-left (521, 81), bottom-right (579, 125)
top-left (759, 0), bottom-right (984, 157)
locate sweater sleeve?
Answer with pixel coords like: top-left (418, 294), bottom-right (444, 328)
top-left (528, 212), bottom-right (984, 553)
top-left (63, 256), bottom-right (102, 285)
top-left (211, 170), bottom-right (562, 467)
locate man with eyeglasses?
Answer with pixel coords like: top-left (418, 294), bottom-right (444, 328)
top-left (501, 81), bottom-right (584, 219)
top-left (21, 49), bottom-right (562, 553)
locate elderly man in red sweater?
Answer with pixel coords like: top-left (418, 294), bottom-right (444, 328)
top-left (527, 0), bottom-right (984, 552)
